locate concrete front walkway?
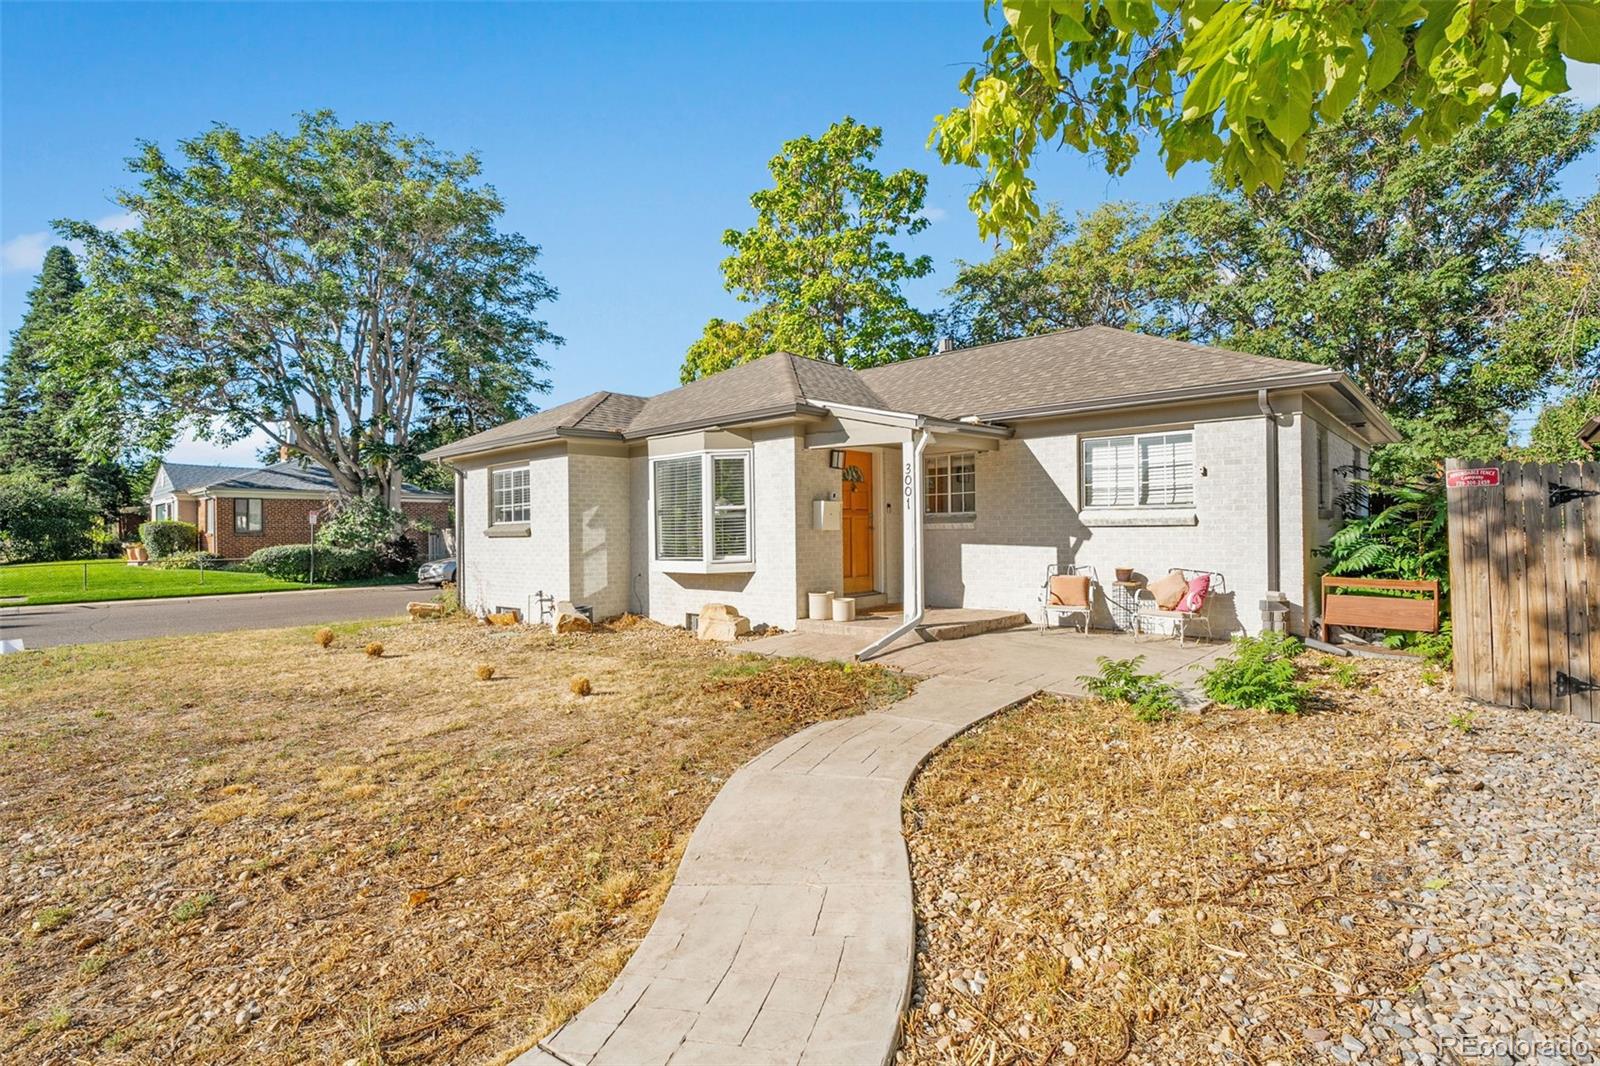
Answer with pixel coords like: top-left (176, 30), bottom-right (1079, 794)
top-left (518, 675), bottom-right (1034, 1066)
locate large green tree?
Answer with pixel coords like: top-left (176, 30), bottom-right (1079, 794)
top-left (935, 0), bottom-right (1600, 241)
top-left (944, 202), bottom-right (1167, 343)
top-left (0, 246), bottom-right (87, 484)
top-left (50, 112), bottom-right (560, 508)
top-left (948, 101), bottom-right (1597, 432)
top-left (681, 118), bottom-right (935, 381)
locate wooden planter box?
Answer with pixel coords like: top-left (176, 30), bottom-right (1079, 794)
top-left (1319, 576), bottom-right (1440, 643)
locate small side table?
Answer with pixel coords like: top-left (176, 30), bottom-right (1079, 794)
top-left (1109, 580), bottom-right (1144, 632)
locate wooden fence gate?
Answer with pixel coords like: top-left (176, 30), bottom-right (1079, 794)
top-left (1446, 458), bottom-right (1599, 721)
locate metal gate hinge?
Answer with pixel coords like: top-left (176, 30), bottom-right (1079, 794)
top-left (1549, 482), bottom-right (1600, 507)
top-left (1555, 671), bottom-right (1599, 697)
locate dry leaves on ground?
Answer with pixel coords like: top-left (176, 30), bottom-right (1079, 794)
top-left (899, 656), bottom-right (1459, 1066)
top-left (1, 617), bottom-right (909, 1065)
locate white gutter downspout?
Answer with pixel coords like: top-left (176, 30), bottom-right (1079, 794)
top-left (856, 425), bottom-right (931, 660)
top-left (1256, 388), bottom-right (1289, 633)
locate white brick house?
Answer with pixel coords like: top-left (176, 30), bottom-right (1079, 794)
top-left (424, 327), bottom-right (1396, 650)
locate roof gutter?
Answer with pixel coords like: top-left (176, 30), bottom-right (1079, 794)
top-left (619, 402), bottom-right (829, 441)
top-left (814, 400), bottom-right (1013, 438)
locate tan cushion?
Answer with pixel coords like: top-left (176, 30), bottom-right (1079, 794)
top-left (1147, 570), bottom-right (1189, 610)
top-left (1048, 574), bottom-right (1090, 607)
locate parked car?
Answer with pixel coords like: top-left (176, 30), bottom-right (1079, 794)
top-left (417, 558), bottom-right (456, 586)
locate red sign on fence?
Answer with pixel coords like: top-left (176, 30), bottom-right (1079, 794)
top-left (1445, 467), bottom-right (1501, 488)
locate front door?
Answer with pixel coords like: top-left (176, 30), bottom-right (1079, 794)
top-left (841, 450), bottom-right (874, 594)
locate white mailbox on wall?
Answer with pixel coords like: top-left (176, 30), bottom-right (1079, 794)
top-left (813, 498), bottom-right (842, 531)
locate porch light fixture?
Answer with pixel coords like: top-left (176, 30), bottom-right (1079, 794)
top-left (829, 450), bottom-right (845, 469)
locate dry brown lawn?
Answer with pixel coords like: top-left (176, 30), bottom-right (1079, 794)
top-left (0, 616), bottom-right (909, 1064)
top-left (899, 656), bottom-right (1451, 1065)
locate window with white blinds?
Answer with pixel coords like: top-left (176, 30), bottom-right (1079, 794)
top-left (653, 456), bottom-right (703, 560)
top-left (1083, 431), bottom-right (1194, 508)
top-left (711, 454), bottom-right (749, 561)
top-left (491, 466), bottom-right (531, 525)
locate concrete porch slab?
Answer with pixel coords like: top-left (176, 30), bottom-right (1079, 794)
top-left (744, 624), bottom-right (1230, 698)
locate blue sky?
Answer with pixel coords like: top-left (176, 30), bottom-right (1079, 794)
top-left (4, 2), bottom-right (1598, 463)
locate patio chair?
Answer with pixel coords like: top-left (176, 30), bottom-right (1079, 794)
top-left (1040, 563), bottom-right (1099, 634)
top-left (1135, 568), bottom-right (1225, 646)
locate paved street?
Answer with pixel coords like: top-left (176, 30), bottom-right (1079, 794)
top-left (0, 584), bottom-right (433, 650)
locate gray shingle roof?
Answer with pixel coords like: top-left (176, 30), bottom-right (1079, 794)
top-left (156, 460), bottom-right (448, 498)
top-left (420, 391), bottom-right (650, 460)
top-left (422, 328), bottom-right (1356, 462)
top-left (859, 326), bottom-right (1333, 420)
top-left (158, 462), bottom-right (259, 493)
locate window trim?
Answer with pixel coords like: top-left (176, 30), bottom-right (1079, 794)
top-left (649, 450), bottom-right (755, 572)
top-left (233, 497), bottom-right (265, 535)
top-left (1080, 429), bottom-right (1195, 510)
top-left (489, 464), bottom-right (532, 527)
top-left (924, 452), bottom-right (977, 520)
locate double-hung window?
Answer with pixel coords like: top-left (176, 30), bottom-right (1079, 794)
top-left (925, 452), bottom-right (976, 518)
top-left (652, 452), bottom-right (752, 566)
top-left (1082, 431), bottom-right (1194, 507)
top-left (491, 466), bottom-right (531, 525)
top-left (233, 498), bottom-right (264, 534)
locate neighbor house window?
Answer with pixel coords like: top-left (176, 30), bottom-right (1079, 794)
top-left (1082, 431), bottom-right (1194, 507)
top-left (652, 452), bottom-right (752, 564)
top-left (234, 498), bottom-right (264, 534)
top-left (154, 502), bottom-right (172, 521)
top-left (490, 466), bottom-right (531, 525)
top-left (925, 452), bottom-right (976, 517)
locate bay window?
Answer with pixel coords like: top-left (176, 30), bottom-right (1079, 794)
top-left (652, 451), bottom-right (752, 566)
top-left (1083, 431), bottom-right (1194, 508)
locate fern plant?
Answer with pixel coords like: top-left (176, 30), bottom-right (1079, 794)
top-left (1201, 632), bottom-right (1310, 715)
top-left (1078, 656), bottom-right (1182, 723)
top-left (1319, 474), bottom-right (1449, 590)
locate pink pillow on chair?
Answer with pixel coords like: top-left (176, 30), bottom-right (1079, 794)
top-left (1176, 574), bottom-right (1210, 613)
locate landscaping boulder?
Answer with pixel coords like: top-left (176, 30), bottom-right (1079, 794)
top-left (485, 611), bottom-right (520, 627)
top-left (697, 602), bottom-right (750, 642)
top-left (407, 601), bottom-right (444, 620)
top-left (551, 601), bottom-right (593, 635)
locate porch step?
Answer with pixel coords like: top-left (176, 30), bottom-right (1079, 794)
top-left (913, 611), bottom-right (1030, 642)
top-left (853, 591), bottom-right (888, 610)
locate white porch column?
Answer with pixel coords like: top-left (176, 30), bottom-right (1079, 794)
top-left (859, 427), bottom-right (929, 660)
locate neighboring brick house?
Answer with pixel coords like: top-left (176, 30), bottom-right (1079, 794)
top-left (147, 460), bottom-right (452, 561)
top-left (422, 326), bottom-right (1399, 644)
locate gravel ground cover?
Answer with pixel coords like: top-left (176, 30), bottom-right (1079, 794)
top-left (0, 615), bottom-right (909, 1064)
top-left (898, 655), bottom-right (1600, 1065)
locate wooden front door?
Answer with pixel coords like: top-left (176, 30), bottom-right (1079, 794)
top-left (841, 450), bottom-right (874, 594)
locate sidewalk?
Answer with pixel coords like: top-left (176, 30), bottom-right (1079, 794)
top-left (519, 675), bottom-right (1034, 1066)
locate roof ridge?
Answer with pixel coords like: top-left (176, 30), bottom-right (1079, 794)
top-left (565, 390), bottom-right (614, 428)
top-left (861, 326), bottom-right (1095, 374)
top-left (778, 351), bottom-right (806, 402)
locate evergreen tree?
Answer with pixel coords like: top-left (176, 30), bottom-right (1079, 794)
top-left (0, 246), bottom-right (84, 483)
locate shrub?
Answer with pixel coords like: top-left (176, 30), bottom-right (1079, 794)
top-left (0, 473), bottom-right (96, 562)
top-left (317, 497), bottom-right (419, 574)
top-left (314, 628), bottom-right (335, 649)
top-left (147, 550), bottom-right (222, 571)
top-left (475, 663), bottom-right (495, 681)
top-left (1201, 632), bottom-right (1310, 714)
top-left (569, 676), bottom-right (592, 696)
top-left (1077, 656), bottom-right (1181, 723)
top-left (238, 544), bottom-right (378, 583)
top-left (138, 519), bottom-right (198, 558)
top-left (365, 642), bottom-right (384, 658)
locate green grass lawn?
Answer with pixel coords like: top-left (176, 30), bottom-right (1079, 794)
top-left (0, 559), bottom-right (404, 606)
